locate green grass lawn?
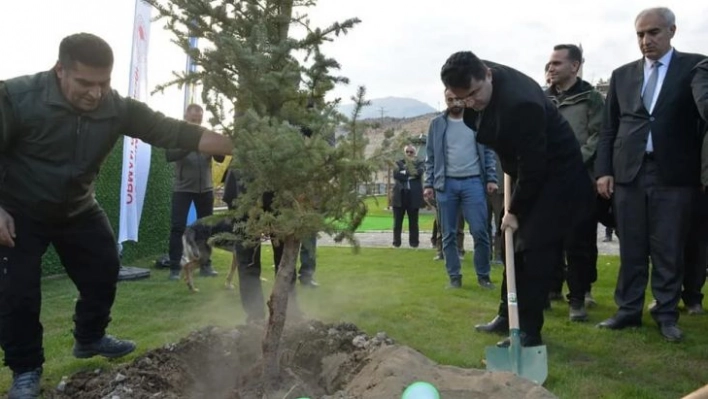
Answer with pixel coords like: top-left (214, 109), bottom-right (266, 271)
top-left (3, 247), bottom-right (707, 398)
top-left (360, 195), bottom-right (435, 232)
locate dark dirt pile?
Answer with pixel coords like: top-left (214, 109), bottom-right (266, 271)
top-left (46, 320), bottom-right (556, 399)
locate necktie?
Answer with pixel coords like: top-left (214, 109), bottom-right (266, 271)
top-left (643, 61), bottom-right (662, 113)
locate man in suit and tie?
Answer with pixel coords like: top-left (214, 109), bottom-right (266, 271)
top-left (595, 7), bottom-right (707, 342)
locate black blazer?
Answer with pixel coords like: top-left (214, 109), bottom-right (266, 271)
top-left (595, 50), bottom-right (707, 186)
top-left (463, 61), bottom-right (593, 250)
top-left (391, 158), bottom-right (424, 209)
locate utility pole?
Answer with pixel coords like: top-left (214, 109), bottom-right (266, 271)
top-left (377, 106), bottom-right (392, 208)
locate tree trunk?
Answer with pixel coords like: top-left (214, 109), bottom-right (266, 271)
top-left (276, 0), bottom-right (293, 42)
top-left (261, 235), bottom-right (300, 388)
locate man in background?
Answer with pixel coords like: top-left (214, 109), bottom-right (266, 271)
top-left (424, 89), bottom-right (498, 290)
top-left (545, 43), bottom-right (605, 320)
top-left (166, 103), bottom-right (224, 280)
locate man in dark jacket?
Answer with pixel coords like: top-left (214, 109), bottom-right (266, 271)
top-left (545, 44), bottom-right (605, 321)
top-left (166, 103), bottom-right (224, 280)
top-left (392, 144), bottom-right (425, 248)
top-left (595, 7), bottom-right (706, 341)
top-left (440, 51), bottom-right (595, 347)
top-left (0, 33), bottom-right (233, 398)
top-left (682, 59), bottom-right (708, 316)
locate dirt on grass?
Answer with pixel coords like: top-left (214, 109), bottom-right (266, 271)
top-left (46, 320), bottom-right (557, 399)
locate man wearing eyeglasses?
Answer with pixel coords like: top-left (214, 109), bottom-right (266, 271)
top-left (392, 145), bottom-right (425, 248)
top-left (439, 51), bottom-right (595, 347)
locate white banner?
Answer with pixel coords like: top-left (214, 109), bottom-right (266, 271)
top-left (118, 0), bottom-right (153, 243)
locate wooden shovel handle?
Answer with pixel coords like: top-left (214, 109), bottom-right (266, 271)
top-left (504, 173), bottom-right (520, 330)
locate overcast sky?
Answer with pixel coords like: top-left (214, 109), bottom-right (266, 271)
top-left (1, 0), bottom-right (707, 119)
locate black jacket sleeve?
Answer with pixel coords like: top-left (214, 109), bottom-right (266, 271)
top-left (0, 82), bottom-right (16, 154)
top-left (595, 71), bottom-right (620, 178)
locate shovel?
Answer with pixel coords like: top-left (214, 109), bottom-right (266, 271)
top-left (484, 173), bottom-right (548, 385)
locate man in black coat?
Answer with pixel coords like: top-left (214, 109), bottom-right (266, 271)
top-left (391, 144), bottom-right (425, 248)
top-left (440, 51), bottom-right (594, 346)
top-left (595, 7), bottom-right (707, 341)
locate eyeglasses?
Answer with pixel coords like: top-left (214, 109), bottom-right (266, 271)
top-left (405, 151), bottom-right (415, 155)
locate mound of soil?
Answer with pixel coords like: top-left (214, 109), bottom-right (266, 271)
top-left (46, 321), bottom-right (556, 399)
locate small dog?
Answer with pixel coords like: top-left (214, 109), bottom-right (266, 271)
top-left (180, 217), bottom-right (238, 292)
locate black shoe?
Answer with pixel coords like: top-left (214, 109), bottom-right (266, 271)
top-left (474, 315), bottom-right (509, 334)
top-left (446, 277), bottom-right (462, 289)
top-left (477, 276), bottom-right (495, 290)
top-left (569, 303), bottom-right (588, 322)
top-left (496, 333), bottom-right (543, 348)
top-left (686, 304), bottom-right (705, 315)
top-left (433, 253), bottom-right (444, 261)
top-left (73, 335), bottom-right (136, 359)
top-left (596, 315), bottom-right (642, 330)
top-left (199, 265), bottom-right (219, 277)
top-left (168, 269), bottom-right (181, 281)
top-left (659, 322), bottom-right (683, 342)
top-left (9, 367), bottom-right (42, 399)
top-left (300, 279), bottom-right (320, 288)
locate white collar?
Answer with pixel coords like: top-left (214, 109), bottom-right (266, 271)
top-left (645, 47), bottom-right (674, 68)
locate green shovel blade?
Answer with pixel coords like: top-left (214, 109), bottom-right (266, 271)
top-left (485, 331), bottom-right (548, 385)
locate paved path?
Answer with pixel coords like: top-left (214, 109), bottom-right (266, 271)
top-left (317, 225), bottom-right (620, 256)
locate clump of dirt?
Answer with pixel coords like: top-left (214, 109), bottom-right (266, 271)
top-left (46, 320), bottom-right (556, 399)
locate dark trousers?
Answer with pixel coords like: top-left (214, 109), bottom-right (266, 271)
top-left (233, 237), bottom-right (284, 321)
top-left (392, 191), bottom-right (420, 247)
top-left (168, 191), bottom-right (214, 270)
top-left (487, 191), bottom-right (504, 261)
top-left (550, 198), bottom-right (601, 297)
top-left (497, 243), bottom-right (560, 339)
top-left (0, 210), bottom-right (120, 372)
top-left (298, 234), bottom-right (317, 282)
top-left (682, 192), bottom-right (708, 307)
top-left (561, 211), bottom-right (598, 305)
top-left (613, 158), bottom-right (693, 323)
top-left (235, 233), bottom-right (315, 318)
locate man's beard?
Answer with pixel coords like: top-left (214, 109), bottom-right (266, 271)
top-left (449, 106), bottom-right (463, 115)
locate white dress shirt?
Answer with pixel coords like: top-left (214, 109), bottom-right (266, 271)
top-left (643, 48), bottom-right (674, 153)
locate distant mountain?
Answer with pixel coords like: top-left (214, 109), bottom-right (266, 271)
top-left (337, 97), bottom-right (437, 120)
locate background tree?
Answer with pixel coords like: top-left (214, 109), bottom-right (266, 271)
top-left (147, 0), bottom-right (396, 392)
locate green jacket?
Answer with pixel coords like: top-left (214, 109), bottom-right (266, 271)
top-left (545, 79), bottom-right (604, 173)
top-left (0, 70), bottom-right (204, 222)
